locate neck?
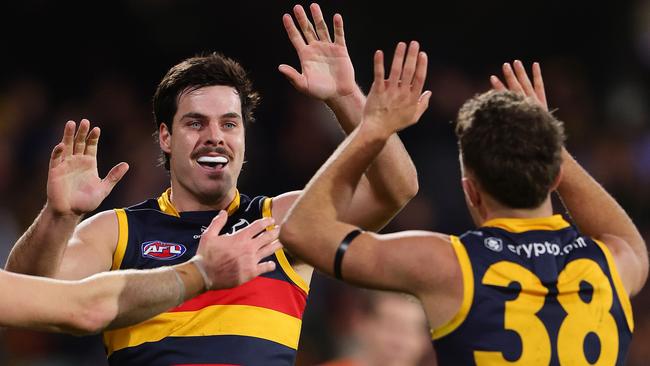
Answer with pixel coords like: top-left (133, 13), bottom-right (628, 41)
top-left (168, 184), bottom-right (236, 212)
top-left (480, 197), bottom-right (554, 225)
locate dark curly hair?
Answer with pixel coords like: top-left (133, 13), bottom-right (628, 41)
top-left (455, 90), bottom-right (565, 209)
top-left (153, 52), bottom-right (261, 170)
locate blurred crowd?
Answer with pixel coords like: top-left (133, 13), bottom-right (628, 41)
top-left (1, 0), bottom-right (649, 365)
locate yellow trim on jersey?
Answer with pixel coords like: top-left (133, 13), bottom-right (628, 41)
top-left (103, 304), bottom-right (302, 355)
top-left (262, 197), bottom-right (310, 294)
top-left (111, 209), bottom-right (128, 270)
top-left (593, 239), bottom-right (634, 332)
top-left (482, 214), bottom-right (570, 233)
top-left (432, 235), bottom-right (474, 339)
top-left (156, 188), bottom-right (241, 217)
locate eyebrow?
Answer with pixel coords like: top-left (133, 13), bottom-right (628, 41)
top-left (180, 112), bottom-right (242, 120)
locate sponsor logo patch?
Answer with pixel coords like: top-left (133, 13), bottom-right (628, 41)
top-left (484, 237), bottom-right (503, 252)
top-left (141, 241), bottom-right (187, 260)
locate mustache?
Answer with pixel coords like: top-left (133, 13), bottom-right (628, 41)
top-left (191, 146), bottom-right (232, 160)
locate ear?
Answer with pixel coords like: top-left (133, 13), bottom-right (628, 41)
top-left (462, 177), bottom-right (481, 208)
top-left (159, 123), bottom-right (172, 154)
top-left (549, 164), bottom-right (564, 192)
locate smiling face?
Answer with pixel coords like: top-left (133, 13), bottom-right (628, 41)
top-left (159, 85), bottom-right (245, 209)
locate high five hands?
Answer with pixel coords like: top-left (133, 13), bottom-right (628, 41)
top-left (362, 41), bottom-right (431, 136)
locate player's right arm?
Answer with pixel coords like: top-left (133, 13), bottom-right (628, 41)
top-left (491, 61), bottom-right (648, 296)
top-left (6, 119), bottom-right (129, 279)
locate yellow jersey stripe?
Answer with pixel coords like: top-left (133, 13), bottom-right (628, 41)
top-left (263, 197), bottom-right (310, 294)
top-left (482, 214), bottom-right (570, 233)
top-left (103, 304), bottom-right (302, 355)
top-left (111, 209), bottom-right (128, 270)
top-left (593, 239), bottom-right (634, 332)
top-left (432, 235), bottom-right (474, 340)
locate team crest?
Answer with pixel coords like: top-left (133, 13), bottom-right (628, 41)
top-left (484, 237), bottom-right (503, 252)
top-left (141, 241), bottom-right (187, 260)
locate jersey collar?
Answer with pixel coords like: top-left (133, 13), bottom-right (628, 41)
top-left (481, 214), bottom-right (570, 233)
top-left (157, 188), bottom-right (241, 217)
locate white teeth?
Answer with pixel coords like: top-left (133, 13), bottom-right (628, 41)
top-left (197, 156), bottom-right (229, 164)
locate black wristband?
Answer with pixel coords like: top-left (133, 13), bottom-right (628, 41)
top-left (334, 229), bottom-right (363, 280)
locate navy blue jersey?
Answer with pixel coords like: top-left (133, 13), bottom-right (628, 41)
top-left (103, 189), bottom-right (309, 366)
top-left (433, 215), bottom-right (633, 366)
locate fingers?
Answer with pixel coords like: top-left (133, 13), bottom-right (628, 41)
top-left (310, 3), bottom-right (331, 43)
top-left (283, 13), bottom-right (306, 51)
top-left (532, 62), bottom-right (548, 110)
top-left (73, 119), bottom-right (90, 155)
top-left (84, 127), bottom-right (101, 157)
top-left (254, 226), bottom-right (280, 253)
top-left (373, 50), bottom-right (385, 90)
top-left (278, 64), bottom-right (308, 91)
top-left (255, 261), bottom-right (277, 276)
top-left (513, 60), bottom-right (535, 97)
top-left (62, 120), bottom-right (75, 157)
top-left (415, 91), bottom-right (432, 121)
top-left (257, 238), bottom-right (283, 260)
top-left (388, 42), bottom-right (407, 85)
top-left (411, 51), bottom-right (428, 94)
top-left (236, 217), bottom-right (276, 238)
top-left (49, 143), bottom-right (65, 169)
top-left (101, 162), bottom-right (129, 195)
top-left (204, 210), bottom-right (229, 236)
top-left (401, 41), bottom-right (420, 86)
top-left (502, 62), bottom-right (524, 94)
top-left (490, 75), bottom-right (507, 91)
top-left (333, 13), bottom-right (345, 46)
top-left (293, 4), bottom-right (318, 44)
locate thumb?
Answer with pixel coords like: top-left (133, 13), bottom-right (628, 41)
top-left (102, 162), bottom-right (129, 195)
top-left (205, 210), bottom-right (228, 236)
top-left (415, 91), bottom-right (432, 121)
top-left (278, 64), bottom-right (307, 92)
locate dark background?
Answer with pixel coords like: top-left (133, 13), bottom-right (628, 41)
top-left (0, 0), bottom-right (649, 364)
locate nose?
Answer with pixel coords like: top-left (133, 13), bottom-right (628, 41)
top-left (204, 121), bottom-right (224, 146)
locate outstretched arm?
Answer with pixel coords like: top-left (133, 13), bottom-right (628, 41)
top-left (278, 4), bottom-right (426, 229)
top-left (0, 212), bottom-right (281, 335)
top-left (280, 43), bottom-right (442, 294)
top-left (6, 119), bottom-right (128, 277)
top-left (491, 61), bottom-right (648, 295)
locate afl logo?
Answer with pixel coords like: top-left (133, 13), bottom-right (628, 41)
top-left (141, 241), bottom-right (187, 260)
top-left (484, 237), bottom-right (503, 252)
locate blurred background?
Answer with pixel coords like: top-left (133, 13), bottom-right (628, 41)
top-left (1, 0), bottom-right (649, 365)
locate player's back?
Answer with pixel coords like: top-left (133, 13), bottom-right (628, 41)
top-left (433, 215), bottom-right (633, 366)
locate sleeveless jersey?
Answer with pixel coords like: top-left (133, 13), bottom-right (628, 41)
top-left (103, 189), bottom-right (309, 366)
top-left (432, 215), bottom-right (633, 366)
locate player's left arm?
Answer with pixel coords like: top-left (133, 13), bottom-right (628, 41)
top-left (492, 61), bottom-right (648, 296)
top-left (279, 4), bottom-right (422, 230)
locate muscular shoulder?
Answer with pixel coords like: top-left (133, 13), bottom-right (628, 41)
top-left (71, 210), bottom-right (119, 262)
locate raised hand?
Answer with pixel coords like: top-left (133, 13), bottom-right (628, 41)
top-left (362, 41), bottom-right (431, 135)
top-left (490, 60), bottom-right (548, 111)
top-left (194, 212), bottom-right (282, 289)
top-left (279, 3), bottom-right (356, 101)
top-left (47, 119), bottom-right (129, 216)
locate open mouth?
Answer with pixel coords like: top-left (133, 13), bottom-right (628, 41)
top-left (196, 156), bottom-right (229, 170)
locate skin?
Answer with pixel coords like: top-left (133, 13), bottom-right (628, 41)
top-left (279, 54), bottom-right (647, 338)
top-left (5, 3), bottom-right (419, 332)
top-left (0, 210), bottom-right (281, 335)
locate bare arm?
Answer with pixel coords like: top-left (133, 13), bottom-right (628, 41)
top-left (280, 42), bottom-right (433, 289)
top-left (0, 212), bottom-right (282, 335)
top-left (6, 119), bottom-right (128, 277)
top-left (491, 61), bottom-right (648, 295)
top-left (557, 151), bottom-right (647, 294)
top-left (280, 4), bottom-right (426, 230)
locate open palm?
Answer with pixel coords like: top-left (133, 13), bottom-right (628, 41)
top-left (47, 120), bottom-right (128, 216)
top-left (280, 4), bottom-right (356, 101)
